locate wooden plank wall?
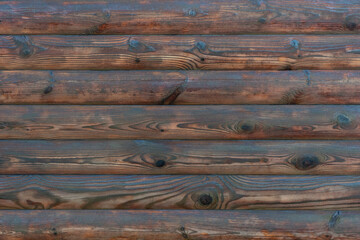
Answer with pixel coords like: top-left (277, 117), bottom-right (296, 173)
top-left (0, 1), bottom-right (360, 239)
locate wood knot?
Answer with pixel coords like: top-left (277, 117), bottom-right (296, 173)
top-left (43, 85), bottom-right (53, 94)
top-left (20, 48), bottom-right (33, 58)
top-left (345, 15), bottom-right (359, 31)
top-left (191, 190), bottom-right (218, 209)
top-left (290, 39), bottom-right (300, 49)
top-left (179, 226), bottom-right (189, 239)
top-left (51, 228), bottom-right (58, 236)
top-left (345, 22), bottom-right (357, 31)
top-left (128, 38), bottom-right (155, 53)
top-left (13, 36), bottom-right (35, 58)
top-left (334, 114), bottom-right (357, 130)
top-left (145, 153), bottom-right (175, 167)
top-left (290, 39), bottom-right (302, 57)
top-left (199, 194), bottom-right (212, 206)
top-left (235, 122), bottom-right (256, 133)
top-left (258, 17), bottom-right (266, 24)
top-left (293, 154), bottom-right (319, 170)
top-left (186, 9), bottom-right (197, 17)
top-left (155, 160), bottom-right (166, 168)
top-left (195, 41), bottom-right (207, 51)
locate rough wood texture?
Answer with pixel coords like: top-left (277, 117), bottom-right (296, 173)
top-left (0, 175), bottom-right (360, 210)
top-left (0, 210), bottom-right (359, 239)
top-left (1, 35), bottom-right (360, 70)
top-left (1, 140), bottom-right (360, 175)
top-left (0, 105), bottom-right (359, 140)
top-left (1, 70), bottom-right (360, 104)
top-left (0, 0), bottom-right (359, 35)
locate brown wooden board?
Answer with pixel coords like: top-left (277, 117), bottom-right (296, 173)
top-left (0, 175), bottom-right (360, 210)
top-left (1, 35), bottom-right (360, 70)
top-left (1, 70), bottom-right (360, 105)
top-left (0, 105), bottom-right (359, 140)
top-left (0, 210), bottom-right (358, 239)
top-left (0, 140), bottom-right (359, 175)
top-left (0, 0), bottom-right (359, 35)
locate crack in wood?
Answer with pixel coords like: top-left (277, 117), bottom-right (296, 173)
top-left (328, 211), bottom-right (341, 230)
top-left (160, 77), bottom-right (189, 105)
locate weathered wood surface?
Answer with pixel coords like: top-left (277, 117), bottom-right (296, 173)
top-left (0, 105), bottom-right (359, 140)
top-left (0, 175), bottom-right (360, 210)
top-left (1, 35), bottom-right (360, 70)
top-left (1, 70), bottom-right (360, 105)
top-left (0, 210), bottom-right (358, 240)
top-left (0, 0), bottom-right (359, 35)
top-left (1, 140), bottom-right (360, 175)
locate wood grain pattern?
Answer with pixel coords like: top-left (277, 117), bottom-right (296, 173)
top-left (0, 105), bottom-right (359, 140)
top-left (1, 140), bottom-right (360, 175)
top-left (1, 70), bottom-right (360, 104)
top-left (0, 0), bottom-right (359, 35)
top-left (0, 175), bottom-right (360, 210)
top-left (1, 210), bottom-right (359, 239)
top-left (1, 35), bottom-right (360, 70)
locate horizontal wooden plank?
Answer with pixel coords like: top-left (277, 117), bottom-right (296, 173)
top-left (1, 35), bottom-right (360, 70)
top-left (0, 0), bottom-right (359, 35)
top-left (1, 140), bottom-right (360, 175)
top-left (0, 210), bottom-right (359, 240)
top-left (0, 105), bottom-right (359, 140)
top-left (0, 175), bottom-right (360, 210)
top-left (1, 70), bottom-right (360, 104)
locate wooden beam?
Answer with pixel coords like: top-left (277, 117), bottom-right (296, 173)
top-left (1, 140), bottom-right (359, 175)
top-left (0, 105), bottom-right (359, 140)
top-left (0, 175), bottom-right (360, 210)
top-left (0, 0), bottom-right (359, 35)
top-left (1, 35), bottom-right (360, 70)
top-left (0, 210), bottom-right (359, 239)
top-left (1, 70), bottom-right (360, 104)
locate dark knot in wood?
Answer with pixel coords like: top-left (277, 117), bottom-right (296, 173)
top-left (337, 114), bottom-right (351, 126)
top-left (128, 38), bottom-right (155, 53)
top-left (20, 48), bottom-right (32, 58)
top-left (236, 122), bottom-right (256, 133)
top-left (199, 194), bottom-right (213, 206)
top-left (335, 114), bottom-right (356, 130)
top-left (294, 155), bottom-right (319, 170)
top-left (51, 228), bottom-right (58, 236)
top-left (346, 22), bottom-right (357, 31)
top-left (258, 17), bottom-right (266, 24)
top-left (345, 15), bottom-right (358, 31)
top-left (13, 36), bottom-right (35, 58)
top-left (155, 160), bottom-right (166, 168)
top-left (290, 39), bottom-right (300, 50)
top-left (43, 85), bottom-right (53, 94)
top-left (196, 41), bottom-right (207, 51)
top-left (241, 124), bottom-right (253, 132)
top-left (186, 9), bottom-right (197, 17)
